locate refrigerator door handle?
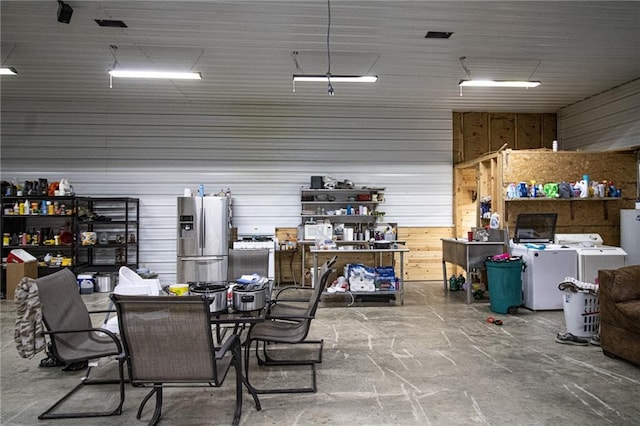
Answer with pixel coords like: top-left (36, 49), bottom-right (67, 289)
top-left (179, 256), bottom-right (224, 262)
top-left (199, 205), bottom-right (205, 250)
top-left (202, 207), bottom-right (206, 249)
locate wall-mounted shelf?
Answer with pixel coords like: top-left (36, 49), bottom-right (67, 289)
top-left (1, 195), bottom-right (139, 297)
top-left (505, 197), bottom-right (622, 220)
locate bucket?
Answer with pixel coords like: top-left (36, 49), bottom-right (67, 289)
top-left (95, 273), bottom-right (115, 293)
top-left (562, 292), bottom-right (599, 338)
top-left (168, 283), bottom-right (190, 296)
top-left (486, 259), bottom-right (523, 314)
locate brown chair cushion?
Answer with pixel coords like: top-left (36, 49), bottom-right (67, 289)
top-left (610, 266), bottom-right (640, 303)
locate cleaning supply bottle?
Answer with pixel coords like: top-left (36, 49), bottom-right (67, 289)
top-left (449, 275), bottom-right (458, 291)
top-left (490, 212), bottom-right (500, 229)
top-left (457, 274), bottom-right (466, 291)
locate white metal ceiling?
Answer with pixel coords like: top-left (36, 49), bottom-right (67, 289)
top-left (1, 1), bottom-right (639, 112)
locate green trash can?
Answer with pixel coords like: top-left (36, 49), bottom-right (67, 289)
top-left (486, 257), bottom-right (523, 314)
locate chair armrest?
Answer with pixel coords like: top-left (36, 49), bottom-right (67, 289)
top-left (88, 309), bottom-right (116, 314)
top-left (215, 333), bottom-right (240, 360)
top-left (266, 313), bottom-right (315, 321)
top-left (44, 327), bottom-right (123, 353)
top-left (270, 297), bottom-right (309, 303)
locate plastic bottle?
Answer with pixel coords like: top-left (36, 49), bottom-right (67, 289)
top-left (552, 140), bottom-right (558, 152)
top-left (227, 286), bottom-right (234, 313)
top-left (24, 199), bottom-right (30, 215)
top-left (198, 184), bottom-right (205, 197)
top-left (449, 275), bottom-right (459, 291)
top-left (457, 274), bottom-right (466, 291)
top-left (490, 212), bottom-right (500, 229)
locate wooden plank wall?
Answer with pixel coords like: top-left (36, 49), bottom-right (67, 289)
top-left (454, 167), bottom-right (478, 234)
top-left (453, 112), bottom-right (557, 164)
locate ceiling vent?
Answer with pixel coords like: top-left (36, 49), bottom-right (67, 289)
top-left (95, 19), bottom-right (128, 28)
top-left (425, 31), bottom-right (453, 39)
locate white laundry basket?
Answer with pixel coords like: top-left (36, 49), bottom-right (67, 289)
top-left (562, 291), bottom-right (599, 338)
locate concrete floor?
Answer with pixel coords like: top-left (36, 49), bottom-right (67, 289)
top-left (2, 281), bottom-right (640, 426)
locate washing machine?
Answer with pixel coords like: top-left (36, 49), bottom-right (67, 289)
top-left (555, 234), bottom-right (627, 284)
top-left (510, 243), bottom-right (577, 310)
top-left (510, 213), bottom-right (577, 311)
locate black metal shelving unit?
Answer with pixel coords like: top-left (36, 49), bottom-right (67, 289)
top-left (1, 195), bottom-right (139, 298)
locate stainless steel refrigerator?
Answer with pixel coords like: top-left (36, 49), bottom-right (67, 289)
top-left (621, 209), bottom-right (640, 266)
top-left (177, 196), bottom-right (230, 283)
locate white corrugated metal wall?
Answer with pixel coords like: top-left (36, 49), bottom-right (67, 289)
top-left (1, 100), bottom-right (453, 283)
top-left (559, 79), bottom-right (640, 151)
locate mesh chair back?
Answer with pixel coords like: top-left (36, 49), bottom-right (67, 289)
top-left (309, 267), bottom-right (334, 317)
top-left (306, 259), bottom-right (336, 313)
top-left (227, 249), bottom-right (269, 281)
top-left (113, 295), bottom-right (226, 384)
top-left (248, 267), bottom-right (334, 345)
top-left (37, 268), bottom-right (118, 362)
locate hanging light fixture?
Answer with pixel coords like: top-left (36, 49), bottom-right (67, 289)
top-left (293, 75), bottom-right (377, 83)
top-left (108, 70), bottom-right (202, 79)
top-left (459, 80), bottom-right (540, 88)
top-left (0, 67), bottom-right (18, 75)
top-left (107, 45), bottom-right (201, 88)
top-left (292, 0), bottom-right (377, 94)
top-left (457, 56), bottom-right (540, 93)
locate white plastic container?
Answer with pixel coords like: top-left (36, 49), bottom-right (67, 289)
top-left (77, 274), bottom-right (95, 294)
top-left (562, 291), bottom-right (599, 337)
top-left (489, 212), bottom-right (500, 229)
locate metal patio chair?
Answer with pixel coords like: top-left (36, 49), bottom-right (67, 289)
top-left (111, 294), bottom-right (260, 426)
top-left (35, 268), bottom-right (125, 420)
top-left (244, 266), bottom-right (334, 394)
top-left (267, 255), bottom-right (337, 320)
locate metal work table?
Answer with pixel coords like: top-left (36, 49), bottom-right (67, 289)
top-left (310, 246), bottom-right (409, 305)
top-left (299, 240), bottom-right (368, 286)
top-left (441, 238), bottom-right (505, 304)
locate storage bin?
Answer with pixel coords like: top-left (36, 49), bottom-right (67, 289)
top-left (562, 291), bottom-right (599, 338)
top-left (486, 258), bottom-right (523, 314)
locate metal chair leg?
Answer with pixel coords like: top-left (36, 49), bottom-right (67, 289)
top-left (38, 361), bottom-right (125, 420)
top-left (244, 338), bottom-right (320, 394)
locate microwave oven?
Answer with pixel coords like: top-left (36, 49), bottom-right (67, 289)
top-left (304, 223), bottom-right (333, 240)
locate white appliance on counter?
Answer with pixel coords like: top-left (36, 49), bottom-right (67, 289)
top-left (620, 209), bottom-right (640, 266)
top-left (233, 226), bottom-right (276, 281)
top-left (510, 213), bottom-right (576, 310)
top-left (555, 233), bottom-right (627, 283)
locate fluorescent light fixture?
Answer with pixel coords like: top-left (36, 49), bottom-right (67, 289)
top-left (0, 67), bottom-right (18, 75)
top-left (459, 79), bottom-right (540, 88)
top-left (109, 70), bottom-right (202, 79)
top-left (293, 74), bottom-right (377, 83)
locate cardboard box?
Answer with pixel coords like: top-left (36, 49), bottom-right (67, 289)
top-left (6, 262), bottom-right (38, 300)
